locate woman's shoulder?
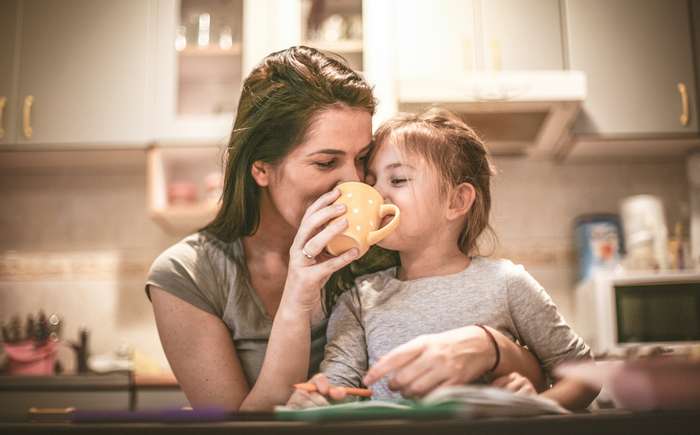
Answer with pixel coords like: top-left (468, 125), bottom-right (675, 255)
top-left (146, 232), bottom-right (245, 317)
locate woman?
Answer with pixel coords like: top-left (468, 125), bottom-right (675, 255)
top-left (146, 46), bottom-right (543, 411)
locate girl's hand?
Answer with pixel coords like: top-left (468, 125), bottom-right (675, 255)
top-left (491, 372), bottom-right (537, 396)
top-left (284, 188), bottom-right (359, 312)
top-left (285, 373), bottom-right (347, 409)
top-left (362, 326), bottom-right (497, 398)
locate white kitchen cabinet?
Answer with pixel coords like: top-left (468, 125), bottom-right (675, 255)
top-left (564, 0), bottom-right (698, 136)
top-left (395, 0), bottom-right (563, 80)
top-left (481, 0), bottom-right (564, 71)
top-left (396, 0), bottom-right (477, 80)
top-left (0, 0), bottom-right (20, 145)
top-left (5, 0), bottom-right (154, 149)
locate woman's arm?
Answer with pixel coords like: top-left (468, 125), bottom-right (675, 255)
top-left (151, 287), bottom-right (250, 409)
top-left (484, 325), bottom-right (546, 392)
top-left (540, 378), bottom-right (601, 410)
top-left (362, 325), bottom-right (545, 397)
top-left (152, 188), bottom-right (359, 411)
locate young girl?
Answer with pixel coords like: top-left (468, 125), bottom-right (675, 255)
top-left (288, 108), bottom-right (599, 410)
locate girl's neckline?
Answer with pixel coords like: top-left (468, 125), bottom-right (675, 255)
top-left (389, 256), bottom-right (480, 284)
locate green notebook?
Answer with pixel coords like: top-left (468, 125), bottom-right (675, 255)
top-left (275, 385), bottom-right (570, 422)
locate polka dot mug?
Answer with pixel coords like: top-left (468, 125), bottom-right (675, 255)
top-left (326, 181), bottom-right (400, 257)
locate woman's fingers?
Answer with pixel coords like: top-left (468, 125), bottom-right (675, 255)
top-left (302, 217), bottom-right (349, 258)
top-left (294, 204), bottom-right (347, 256)
top-left (363, 338), bottom-right (425, 386)
top-left (302, 188), bottom-right (342, 221)
top-left (312, 247), bottom-right (359, 275)
top-left (388, 352), bottom-right (433, 392)
top-left (398, 366), bottom-right (450, 398)
top-left (491, 373), bottom-right (516, 389)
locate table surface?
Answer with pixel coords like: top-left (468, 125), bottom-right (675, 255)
top-left (2, 409), bottom-right (700, 435)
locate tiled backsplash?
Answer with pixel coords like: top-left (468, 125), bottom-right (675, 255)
top-left (0, 150), bottom-right (690, 371)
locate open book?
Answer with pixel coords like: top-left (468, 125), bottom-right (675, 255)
top-left (275, 385), bottom-right (570, 421)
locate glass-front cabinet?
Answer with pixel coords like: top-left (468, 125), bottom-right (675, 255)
top-left (154, 0), bottom-right (244, 145)
top-left (300, 0), bottom-right (364, 71)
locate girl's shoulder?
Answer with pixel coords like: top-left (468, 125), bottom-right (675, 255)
top-left (471, 256), bottom-right (527, 277)
top-left (352, 267), bottom-right (397, 292)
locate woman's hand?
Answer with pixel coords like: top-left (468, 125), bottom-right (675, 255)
top-left (491, 372), bottom-right (537, 396)
top-left (284, 188), bottom-right (359, 312)
top-left (286, 373), bottom-right (347, 409)
top-left (362, 326), bottom-right (497, 398)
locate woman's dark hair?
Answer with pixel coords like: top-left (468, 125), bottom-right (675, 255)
top-left (202, 46), bottom-right (391, 311)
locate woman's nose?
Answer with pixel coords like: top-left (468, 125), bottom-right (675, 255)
top-left (337, 162), bottom-right (363, 184)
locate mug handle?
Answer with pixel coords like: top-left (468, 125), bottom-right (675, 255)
top-left (367, 204), bottom-right (400, 246)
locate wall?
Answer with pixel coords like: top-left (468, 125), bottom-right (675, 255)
top-left (0, 149), bottom-right (690, 372)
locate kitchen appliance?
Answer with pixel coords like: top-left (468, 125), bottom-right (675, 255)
top-left (575, 270), bottom-right (700, 355)
top-left (620, 195), bottom-right (669, 271)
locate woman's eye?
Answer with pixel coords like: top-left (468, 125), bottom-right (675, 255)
top-left (391, 178), bottom-right (408, 185)
top-left (314, 160), bottom-right (336, 169)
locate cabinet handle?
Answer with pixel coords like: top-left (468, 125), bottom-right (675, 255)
top-left (678, 82), bottom-right (689, 127)
top-left (23, 95), bottom-right (34, 138)
top-left (0, 96), bottom-right (6, 139)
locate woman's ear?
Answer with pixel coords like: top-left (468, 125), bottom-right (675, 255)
top-left (446, 182), bottom-right (476, 221)
top-left (251, 160), bottom-right (272, 187)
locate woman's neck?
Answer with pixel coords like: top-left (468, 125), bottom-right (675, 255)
top-left (242, 193), bottom-right (296, 263)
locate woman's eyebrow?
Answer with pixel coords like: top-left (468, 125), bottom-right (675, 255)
top-left (307, 142), bottom-right (372, 157)
top-left (307, 149), bottom-right (345, 156)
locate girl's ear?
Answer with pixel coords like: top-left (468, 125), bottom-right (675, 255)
top-left (446, 182), bottom-right (476, 221)
top-left (251, 160), bottom-right (272, 187)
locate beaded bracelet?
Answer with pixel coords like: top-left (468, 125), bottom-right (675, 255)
top-left (475, 324), bottom-right (500, 374)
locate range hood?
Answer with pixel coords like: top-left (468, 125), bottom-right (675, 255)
top-left (397, 71), bottom-right (587, 157)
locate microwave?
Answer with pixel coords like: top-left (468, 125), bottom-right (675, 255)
top-left (574, 270), bottom-right (700, 355)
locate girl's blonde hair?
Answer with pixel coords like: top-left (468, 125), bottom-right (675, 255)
top-left (372, 107), bottom-right (497, 256)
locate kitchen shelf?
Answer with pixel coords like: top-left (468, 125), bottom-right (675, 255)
top-left (178, 43), bottom-right (242, 56)
top-left (302, 39), bottom-right (363, 53)
top-left (147, 145), bottom-right (223, 235)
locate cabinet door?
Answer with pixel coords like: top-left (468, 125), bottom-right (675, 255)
top-left (396, 0), bottom-right (476, 80)
top-left (565, 0), bottom-right (697, 135)
top-left (15, 0), bottom-right (152, 146)
top-left (0, 0), bottom-right (19, 145)
top-left (481, 0), bottom-right (564, 70)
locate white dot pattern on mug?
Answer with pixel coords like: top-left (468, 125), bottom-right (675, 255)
top-left (347, 193), bottom-right (353, 198)
top-left (356, 225), bottom-right (362, 231)
top-left (353, 208), bottom-right (359, 214)
top-left (368, 199), bottom-right (374, 204)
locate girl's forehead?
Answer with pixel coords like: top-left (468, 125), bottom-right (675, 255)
top-left (370, 140), bottom-right (422, 169)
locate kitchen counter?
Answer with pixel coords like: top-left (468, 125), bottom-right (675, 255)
top-left (0, 410), bottom-right (699, 435)
top-left (0, 372), bottom-right (187, 419)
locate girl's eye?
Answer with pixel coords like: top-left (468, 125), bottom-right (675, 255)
top-left (357, 154), bottom-right (369, 163)
top-left (391, 177), bottom-right (408, 186)
top-left (314, 159), bottom-right (336, 169)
